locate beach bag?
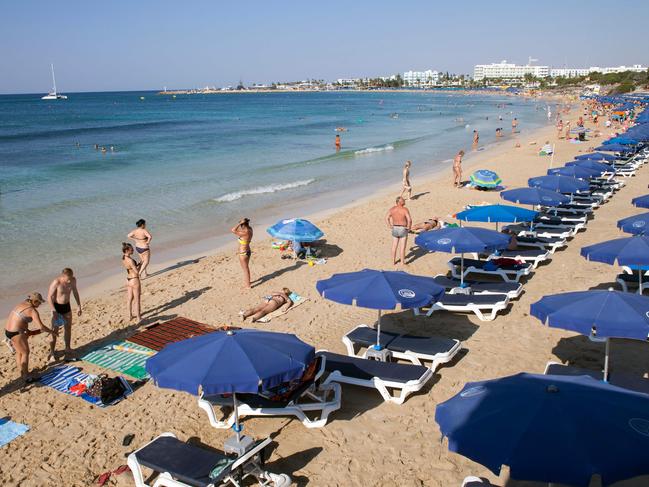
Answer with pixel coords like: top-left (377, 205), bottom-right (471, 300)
top-left (87, 375), bottom-right (127, 404)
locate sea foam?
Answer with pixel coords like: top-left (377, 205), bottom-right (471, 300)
top-left (213, 179), bottom-right (315, 203)
top-left (354, 144), bottom-right (394, 155)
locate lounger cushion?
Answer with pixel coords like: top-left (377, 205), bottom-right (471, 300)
top-left (515, 236), bottom-right (564, 246)
top-left (346, 325), bottom-right (457, 356)
top-left (320, 351), bottom-right (428, 383)
top-left (346, 326), bottom-right (399, 348)
top-left (437, 293), bottom-right (507, 306)
top-left (135, 436), bottom-right (233, 487)
top-left (449, 257), bottom-right (529, 271)
top-left (494, 249), bottom-right (547, 259)
top-left (432, 276), bottom-right (520, 295)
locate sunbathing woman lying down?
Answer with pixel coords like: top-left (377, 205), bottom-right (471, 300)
top-left (411, 217), bottom-right (440, 233)
top-left (240, 288), bottom-right (294, 322)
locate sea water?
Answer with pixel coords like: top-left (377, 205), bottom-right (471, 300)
top-left (0, 90), bottom-right (550, 301)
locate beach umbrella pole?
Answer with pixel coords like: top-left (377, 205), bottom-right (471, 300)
top-left (233, 393), bottom-right (241, 442)
top-left (460, 253), bottom-right (465, 287)
top-left (376, 310), bottom-right (382, 349)
top-left (639, 271), bottom-right (643, 296)
top-left (604, 339), bottom-right (610, 382)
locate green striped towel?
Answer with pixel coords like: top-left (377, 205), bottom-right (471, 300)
top-left (81, 341), bottom-right (154, 380)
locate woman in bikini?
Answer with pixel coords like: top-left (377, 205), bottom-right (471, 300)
top-left (240, 288), bottom-right (294, 322)
top-left (5, 292), bottom-right (57, 383)
top-left (231, 218), bottom-right (253, 289)
top-left (127, 219), bottom-right (152, 278)
top-left (122, 243), bottom-right (142, 323)
top-left (453, 150), bottom-right (464, 188)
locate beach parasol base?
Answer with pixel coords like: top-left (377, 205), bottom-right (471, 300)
top-left (366, 347), bottom-right (393, 362)
top-left (224, 434), bottom-right (255, 456)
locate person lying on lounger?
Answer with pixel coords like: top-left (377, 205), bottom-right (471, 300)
top-left (240, 288), bottom-right (294, 322)
top-left (502, 229), bottom-right (519, 250)
top-left (411, 217), bottom-right (441, 233)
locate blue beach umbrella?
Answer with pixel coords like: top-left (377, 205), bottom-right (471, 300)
top-left (595, 143), bottom-right (635, 152)
top-left (547, 165), bottom-right (602, 179)
top-left (316, 269), bottom-right (444, 347)
top-left (455, 204), bottom-right (537, 231)
top-left (528, 175), bottom-right (590, 194)
top-left (605, 136), bottom-right (639, 145)
top-left (574, 152), bottom-right (618, 162)
top-left (267, 218), bottom-right (324, 242)
top-left (632, 194), bottom-right (649, 209)
top-left (618, 212), bottom-right (649, 235)
top-left (469, 169), bottom-right (502, 189)
top-left (531, 289), bottom-right (649, 380)
top-left (435, 372), bottom-right (649, 486)
top-left (566, 160), bottom-right (613, 174)
top-left (415, 227), bottom-right (510, 285)
top-left (146, 328), bottom-right (315, 442)
top-left (500, 187), bottom-right (569, 207)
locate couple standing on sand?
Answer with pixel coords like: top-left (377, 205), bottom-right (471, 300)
top-left (121, 219), bottom-right (153, 324)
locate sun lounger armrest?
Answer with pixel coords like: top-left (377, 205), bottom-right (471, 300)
top-left (230, 437), bottom-right (272, 470)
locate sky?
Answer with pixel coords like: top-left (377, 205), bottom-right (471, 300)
top-left (1, 0), bottom-right (648, 94)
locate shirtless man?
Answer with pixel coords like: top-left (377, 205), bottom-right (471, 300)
top-left (453, 150), bottom-right (464, 187)
top-left (385, 197), bottom-right (412, 266)
top-left (47, 268), bottom-right (82, 361)
top-left (400, 160), bottom-right (412, 200)
top-left (128, 219), bottom-right (153, 278)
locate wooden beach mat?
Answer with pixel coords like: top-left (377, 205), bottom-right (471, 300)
top-left (125, 316), bottom-right (217, 351)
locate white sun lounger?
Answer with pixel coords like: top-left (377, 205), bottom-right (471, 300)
top-left (342, 324), bottom-right (461, 369)
top-left (414, 292), bottom-right (510, 321)
top-left (486, 248), bottom-right (551, 269)
top-left (128, 433), bottom-right (291, 487)
top-left (462, 477), bottom-right (497, 487)
top-left (319, 350), bottom-right (433, 404)
top-left (432, 275), bottom-right (523, 299)
top-left (448, 257), bottom-right (532, 283)
top-left (504, 224), bottom-right (574, 240)
top-left (616, 272), bottom-right (649, 294)
top-left (514, 235), bottom-right (566, 254)
top-left (198, 356), bottom-right (341, 429)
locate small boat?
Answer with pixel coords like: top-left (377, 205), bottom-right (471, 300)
top-left (41, 64), bottom-right (67, 100)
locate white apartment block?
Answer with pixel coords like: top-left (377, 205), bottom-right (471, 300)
top-left (403, 69), bottom-right (439, 87)
top-left (549, 67), bottom-right (591, 78)
top-left (551, 64), bottom-right (647, 78)
top-left (473, 61), bottom-right (549, 81)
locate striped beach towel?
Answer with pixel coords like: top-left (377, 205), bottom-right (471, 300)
top-left (0, 418), bottom-right (29, 448)
top-left (39, 365), bottom-right (133, 407)
top-left (81, 341), bottom-right (153, 380)
top-left (126, 317), bottom-right (216, 351)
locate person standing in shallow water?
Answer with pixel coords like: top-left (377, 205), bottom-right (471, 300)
top-left (231, 218), bottom-right (253, 289)
top-left (335, 134), bottom-right (341, 151)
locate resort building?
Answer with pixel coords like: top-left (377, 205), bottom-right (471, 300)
top-left (549, 67), bottom-right (591, 78)
top-left (473, 61), bottom-right (549, 81)
top-left (402, 70), bottom-right (439, 87)
top-left (550, 64), bottom-right (647, 78)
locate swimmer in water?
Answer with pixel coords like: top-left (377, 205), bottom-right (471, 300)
top-left (335, 134), bottom-right (341, 151)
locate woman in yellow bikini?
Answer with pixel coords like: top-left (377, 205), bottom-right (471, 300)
top-left (231, 218), bottom-right (253, 288)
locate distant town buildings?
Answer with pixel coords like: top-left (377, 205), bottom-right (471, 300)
top-left (475, 60), bottom-right (647, 81)
top-left (402, 69), bottom-right (439, 88)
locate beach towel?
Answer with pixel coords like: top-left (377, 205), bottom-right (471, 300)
top-left (0, 417), bottom-right (29, 448)
top-left (81, 341), bottom-right (154, 380)
top-left (126, 316), bottom-right (216, 351)
top-left (256, 292), bottom-right (309, 323)
top-left (39, 365), bottom-right (132, 407)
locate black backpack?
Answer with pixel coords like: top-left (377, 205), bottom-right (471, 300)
top-left (88, 375), bottom-right (127, 404)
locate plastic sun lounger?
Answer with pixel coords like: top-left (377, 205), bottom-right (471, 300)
top-left (342, 324), bottom-right (461, 369)
top-left (462, 477), bottom-right (497, 487)
top-left (128, 433), bottom-right (291, 487)
top-left (486, 248), bottom-right (551, 269)
top-left (616, 273), bottom-right (649, 294)
top-left (504, 223), bottom-right (577, 239)
top-left (514, 235), bottom-right (566, 254)
top-left (198, 357), bottom-right (341, 429)
top-left (432, 275), bottom-right (523, 299)
top-left (536, 213), bottom-right (588, 225)
top-left (543, 361), bottom-right (649, 395)
top-left (318, 350), bottom-right (433, 405)
top-left (414, 292), bottom-right (510, 321)
top-left (448, 257), bottom-right (532, 283)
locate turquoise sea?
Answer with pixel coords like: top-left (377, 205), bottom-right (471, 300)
top-left (0, 90), bottom-right (550, 303)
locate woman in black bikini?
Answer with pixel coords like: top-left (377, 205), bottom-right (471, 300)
top-left (122, 243), bottom-right (142, 323)
top-left (240, 288), bottom-right (293, 322)
top-left (127, 219), bottom-right (152, 278)
top-left (4, 292), bottom-right (57, 383)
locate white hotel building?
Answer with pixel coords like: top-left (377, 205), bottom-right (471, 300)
top-left (402, 69), bottom-right (439, 87)
top-left (473, 61), bottom-right (549, 81)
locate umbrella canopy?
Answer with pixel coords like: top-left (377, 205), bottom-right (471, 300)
top-left (581, 235), bottom-right (649, 267)
top-left (547, 165), bottom-right (602, 179)
top-left (528, 175), bottom-right (590, 194)
top-left (566, 160), bottom-right (613, 173)
top-left (604, 136), bottom-right (639, 145)
top-left (632, 194), bottom-right (649, 209)
top-left (316, 269), bottom-right (444, 347)
top-left (500, 187), bottom-right (569, 206)
top-left (574, 152), bottom-right (618, 162)
top-left (469, 169), bottom-right (502, 188)
top-left (414, 226), bottom-right (510, 254)
top-left (455, 204), bottom-right (537, 224)
top-left (595, 143), bottom-right (635, 152)
top-left (267, 218), bottom-right (324, 242)
top-left (618, 212), bottom-right (649, 235)
top-left (146, 329), bottom-right (315, 395)
top-left (435, 372), bottom-right (649, 487)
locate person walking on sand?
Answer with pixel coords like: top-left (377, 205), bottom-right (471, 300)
top-left (122, 243), bottom-right (142, 323)
top-left (231, 218), bottom-right (253, 289)
top-left (335, 134), bottom-right (341, 151)
top-left (240, 288), bottom-right (293, 322)
top-left (127, 219), bottom-right (152, 278)
top-left (453, 150), bottom-right (464, 187)
top-left (47, 268), bottom-right (82, 362)
top-left (472, 130), bottom-right (479, 149)
top-left (511, 118), bottom-right (518, 134)
top-left (385, 196), bottom-right (412, 266)
top-left (557, 119), bottom-right (564, 139)
top-left (5, 292), bottom-right (57, 384)
top-left (565, 121), bottom-right (571, 140)
top-left (400, 160), bottom-right (412, 200)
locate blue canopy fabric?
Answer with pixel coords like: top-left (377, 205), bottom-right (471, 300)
top-left (435, 372), bottom-right (649, 487)
top-left (574, 152), bottom-right (618, 162)
top-left (618, 212), bottom-right (649, 235)
top-left (528, 175), bottom-right (590, 194)
top-left (566, 160), bottom-right (613, 173)
top-left (547, 165), bottom-right (602, 179)
top-left (595, 143), bottom-right (635, 152)
top-left (632, 194), bottom-right (649, 209)
top-left (500, 187), bottom-right (569, 206)
top-left (531, 289), bottom-right (649, 340)
top-left (455, 204), bottom-right (538, 223)
top-left (267, 218), bottom-right (324, 242)
top-left (315, 269), bottom-right (444, 311)
top-left (604, 136), bottom-right (638, 145)
top-left (581, 235), bottom-right (649, 267)
top-left (146, 329), bottom-right (315, 395)
top-left (469, 169), bottom-right (502, 188)
top-left (414, 226), bottom-right (510, 254)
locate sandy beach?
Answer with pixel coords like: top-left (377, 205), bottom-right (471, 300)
top-left (2, 101), bottom-right (649, 487)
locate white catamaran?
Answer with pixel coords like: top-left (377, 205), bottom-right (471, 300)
top-left (41, 64), bottom-right (68, 100)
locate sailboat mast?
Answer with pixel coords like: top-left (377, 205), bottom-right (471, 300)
top-left (51, 64), bottom-right (57, 94)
